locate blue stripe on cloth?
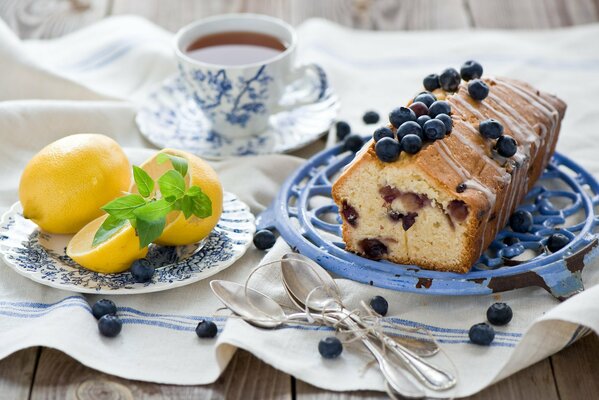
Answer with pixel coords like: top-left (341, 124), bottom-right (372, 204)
top-left (386, 317), bottom-right (523, 338)
top-left (64, 39), bottom-right (139, 72)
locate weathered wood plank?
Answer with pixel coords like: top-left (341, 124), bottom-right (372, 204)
top-left (0, 347), bottom-right (39, 400)
top-left (295, 358), bottom-right (559, 399)
top-left (366, 0), bottom-right (470, 30)
top-left (551, 333), bottom-right (599, 400)
top-left (29, 348), bottom-right (291, 400)
top-left (466, 0), bottom-right (599, 28)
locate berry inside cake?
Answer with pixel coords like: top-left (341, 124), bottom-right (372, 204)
top-left (332, 61), bottom-right (566, 273)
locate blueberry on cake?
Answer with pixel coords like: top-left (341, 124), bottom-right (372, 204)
top-left (332, 61), bottom-right (566, 273)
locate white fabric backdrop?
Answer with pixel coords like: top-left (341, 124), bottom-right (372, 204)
top-left (1, 16), bottom-right (599, 398)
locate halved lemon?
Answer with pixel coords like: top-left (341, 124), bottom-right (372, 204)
top-left (66, 214), bottom-right (148, 274)
top-left (133, 149), bottom-right (223, 246)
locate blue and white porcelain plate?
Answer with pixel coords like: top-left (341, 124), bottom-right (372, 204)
top-left (0, 192), bottom-right (255, 294)
top-left (136, 71), bottom-right (339, 158)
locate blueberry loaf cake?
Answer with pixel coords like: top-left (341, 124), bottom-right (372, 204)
top-left (332, 61), bottom-right (566, 273)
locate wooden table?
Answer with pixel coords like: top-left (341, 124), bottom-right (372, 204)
top-left (2, 1), bottom-right (599, 398)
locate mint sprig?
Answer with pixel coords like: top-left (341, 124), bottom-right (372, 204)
top-left (92, 154), bottom-right (213, 249)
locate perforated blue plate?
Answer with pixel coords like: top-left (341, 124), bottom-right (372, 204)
top-left (258, 141), bottom-right (599, 300)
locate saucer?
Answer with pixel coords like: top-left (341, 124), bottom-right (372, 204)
top-left (136, 68), bottom-right (339, 158)
top-left (0, 192), bottom-right (255, 294)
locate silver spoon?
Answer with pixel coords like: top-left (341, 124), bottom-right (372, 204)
top-left (280, 254), bottom-right (439, 357)
top-left (280, 253), bottom-right (457, 392)
top-left (210, 280), bottom-right (425, 398)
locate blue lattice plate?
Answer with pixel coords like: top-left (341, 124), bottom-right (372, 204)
top-left (258, 143), bottom-right (599, 300)
top-left (136, 70), bottom-right (339, 158)
top-left (0, 192), bottom-right (255, 294)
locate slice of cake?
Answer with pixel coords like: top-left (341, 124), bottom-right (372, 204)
top-left (332, 62), bottom-right (566, 273)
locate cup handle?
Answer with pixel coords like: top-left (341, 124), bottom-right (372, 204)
top-left (276, 63), bottom-right (328, 111)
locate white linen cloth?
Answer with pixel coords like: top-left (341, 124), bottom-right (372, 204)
top-left (1, 15), bottom-right (599, 398)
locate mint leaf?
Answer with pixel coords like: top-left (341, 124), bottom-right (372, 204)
top-left (133, 165), bottom-right (154, 198)
top-left (186, 186), bottom-right (201, 197)
top-left (180, 195), bottom-right (194, 219)
top-left (133, 199), bottom-right (173, 220)
top-left (101, 194), bottom-right (146, 220)
top-left (156, 153), bottom-right (188, 177)
top-left (135, 216), bottom-right (166, 248)
top-left (158, 170), bottom-right (186, 200)
top-left (191, 190), bottom-right (212, 218)
top-left (92, 215), bottom-right (127, 247)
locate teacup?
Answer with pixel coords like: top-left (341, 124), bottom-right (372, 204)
top-left (174, 14), bottom-right (327, 139)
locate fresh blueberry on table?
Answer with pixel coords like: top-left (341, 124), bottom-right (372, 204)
top-left (92, 299), bottom-right (117, 320)
top-left (98, 314), bottom-right (123, 338)
top-left (487, 303), bottom-right (513, 326)
top-left (373, 127), bottom-right (394, 142)
top-left (397, 121), bottom-right (423, 140)
top-left (375, 137), bottom-right (401, 163)
top-left (468, 79), bottom-right (489, 101)
top-left (439, 67), bottom-right (461, 92)
top-left (408, 101), bottom-right (429, 118)
top-left (423, 74), bottom-right (441, 92)
top-left (479, 119), bottom-right (503, 139)
top-left (401, 134), bottom-right (423, 154)
top-left (369, 295), bottom-right (389, 316)
top-left (503, 236), bottom-right (520, 246)
top-left (413, 92), bottom-right (437, 108)
top-left (435, 113), bottom-right (453, 134)
top-left (509, 210), bottom-right (533, 233)
top-left (253, 229), bottom-right (276, 250)
top-left (335, 121), bottom-right (351, 141)
top-left (196, 320), bottom-right (218, 338)
top-left (362, 111), bottom-right (380, 124)
top-left (318, 336), bottom-right (343, 359)
top-left (389, 107), bottom-right (417, 128)
top-left (546, 233), bottom-right (570, 252)
top-left (417, 115), bottom-right (431, 128)
top-left (428, 100), bottom-right (451, 118)
top-left (496, 135), bottom-right (518, 157)
top-left (130, 259), bottom-right (154, 283)
top-left (469, 322), bottom-right (495, 345)
top-left (343, 134), bottom-right (365, 153)
top-left (460, 60), bottom-right (484, 81)
top-left (423, 119), bottom-right (446, 141)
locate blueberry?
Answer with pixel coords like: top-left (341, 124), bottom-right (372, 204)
top-left (401, 134), bottom-right (423, 154)
top-left (98, 314), bottom-right (122, 338)
top-left (375, 137), bottom-right (401, 163)
top-left (335, 121), bottom-right (351, 140)
top-left (503, 236), bottom-right (520, 246)
top-left (487, 303), bottom-right (513, 326)
top-left (479, 119), bottom-right (503, 139)
top-left (469, 323), bottom-right (495, 345)
top-left (414, 92), bottom-right (437, 108)
top-left (396, 121), bottom-right (423, 140)
top-left (253, 229), bottom-right (276, 250)
top-left (417, 115), bottom-right (431, 128)
top-left (423, 119), bottom-right (446, 141)
top-left (468, 79), bottom-right (489, 101)
top-left (318, 336), bottom-right (343, 359)
top-left (423, 74), bottom-right (440, 92)
top-left (435, 114), bottom-right (453, 134)
top-left (92, 299), bottom-right (117, 320)
top-left (439, 68), bottom-right (461, 92)
top-left (547, 233), bottom-right (570, 252)
top-left (130, 259), bottom-right (154, 283)
top-left (369, 295), bottom-right (389, 316)
top-left (196, 320), bottom-right (218, 338)
top-left (373, 126), bottom-right (394, 142)
top-left (389, 107), bottom-right (416, 128)
top-left (496, 135), bottom-right (518, 158)
top-left (428, 101), bottom-right (451, 118)
top-left (509, 210), bottom-right (533, 233)
top-left (408, 102), bottom-right (429, 118)
top-left (343, 134), bottom-right (365, 153)
top-left (363, 111), bottom-right (380, 124)
top-left (460, 60), bottom-right (484, 81)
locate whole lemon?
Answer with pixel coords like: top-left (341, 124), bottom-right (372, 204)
top-left (132, 149), bottom-right (223, 246)
top-left (19, 134), bottom-right (131, 234)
